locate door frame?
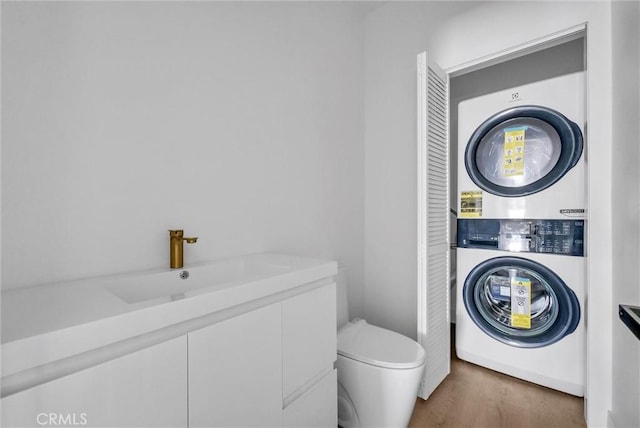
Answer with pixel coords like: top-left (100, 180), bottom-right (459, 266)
top-left (418, 21), bottom-right (589, 400)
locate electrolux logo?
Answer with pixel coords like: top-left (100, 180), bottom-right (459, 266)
top-left (508, 92), bottom-right (522, 103)
top-left (36, 413), bottom-right (88, 426)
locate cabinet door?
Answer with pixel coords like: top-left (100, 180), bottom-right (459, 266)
top-left (188, 304), bottom-right (282, 427)
top-left (282, 283), bottom-right (336, 398)
top-left (1, 336), bottom-right (187, 428)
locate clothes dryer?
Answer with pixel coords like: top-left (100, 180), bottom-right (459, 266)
top-left (457, 72), bottom-right (585, 219)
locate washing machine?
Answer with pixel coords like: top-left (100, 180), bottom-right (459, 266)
top-left (455, 218), bottom-right (585, 396)
top-left (457, 72), bottom-right (585, 219)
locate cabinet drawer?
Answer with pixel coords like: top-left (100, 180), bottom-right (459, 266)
top-left (283, 369), bottom-right (337, 428)
top-left (282, 283), bottom-right (336, 398)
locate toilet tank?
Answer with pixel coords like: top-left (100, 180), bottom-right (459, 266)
top-left (336, 266), bottom-right (349, 329)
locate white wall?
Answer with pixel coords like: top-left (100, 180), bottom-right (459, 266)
top-left (1, 2), bottom-right (366, 317)
top-left (364, 1), bottom-right (613, 426)
top-left (363, 0), bottom-right (472, 337)
top-left (611, 1), bottom-right (640, 427)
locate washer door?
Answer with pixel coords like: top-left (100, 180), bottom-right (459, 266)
top-left (465, 105), bottom-right (583, 197)
top-left (462, 256), bottom-right (580, 348)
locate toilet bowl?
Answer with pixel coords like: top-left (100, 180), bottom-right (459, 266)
top-left (336, 269), bottom-right (426, 428)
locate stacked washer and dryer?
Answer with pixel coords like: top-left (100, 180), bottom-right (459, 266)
top-left (455, 72), bottom-right (586, 396)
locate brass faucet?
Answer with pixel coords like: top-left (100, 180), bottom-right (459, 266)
top-left (169, 230), bottom-right (198, 269)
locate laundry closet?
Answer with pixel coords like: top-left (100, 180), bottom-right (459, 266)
top-left (449, 35), bottom-right (587, 396)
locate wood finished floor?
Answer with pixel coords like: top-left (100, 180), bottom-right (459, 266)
top-left (409, 327), bottom-right (586, 428)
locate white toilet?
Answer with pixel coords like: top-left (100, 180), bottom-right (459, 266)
top-left (336, 268), bottom-right (427, 428)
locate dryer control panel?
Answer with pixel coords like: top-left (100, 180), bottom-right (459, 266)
top-left (457, 218), bottom-right (584, 256)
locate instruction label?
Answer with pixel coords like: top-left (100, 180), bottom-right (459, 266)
top-left (503, 127), bottom-right (526, 177)
top-left (510, 277), bottom-right (531, 329)
top-left (489, 275), bottom-right (511, 302)
top-left (460, 191), bottom-right (482, 218)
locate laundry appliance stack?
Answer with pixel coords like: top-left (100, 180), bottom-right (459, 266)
top-left (455, 72), bottom-right (587, 396)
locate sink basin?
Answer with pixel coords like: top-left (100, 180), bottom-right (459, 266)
top-left (102, 255), bottom-right (291, 304)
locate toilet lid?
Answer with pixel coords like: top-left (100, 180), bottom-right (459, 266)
top-left (337, 319), bottom-right (427, 369)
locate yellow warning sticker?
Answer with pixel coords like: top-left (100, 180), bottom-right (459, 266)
top-left (503, 127), bottom-right (526, 177)
top-left (511, 277), bottom-right (531, 329)
top-left (460, 191), bottom-right (482, 218)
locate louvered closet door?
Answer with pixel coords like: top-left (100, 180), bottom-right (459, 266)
top-left (417, 52), bottom-right (450, 400)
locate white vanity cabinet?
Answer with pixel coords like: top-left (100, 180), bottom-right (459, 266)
top-left (188, 303), bottom-right (283, 427)
top-left (282, 283), bottom-right (337, 427)
top-left (1, 336), bottom-right (187, 428)
top-left (2, 255), bottom-right (338, 428)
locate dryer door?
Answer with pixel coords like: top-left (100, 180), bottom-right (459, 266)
top-left (462, 256), bottom-right (580, 348)
top-left (464, 105), bottom-right (583, 197)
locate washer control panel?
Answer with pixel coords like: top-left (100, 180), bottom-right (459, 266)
top-left (457, 218), bottom-right (584, 256)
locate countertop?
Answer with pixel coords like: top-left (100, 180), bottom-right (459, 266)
top-left (1, 253), bottom-right (337, 378)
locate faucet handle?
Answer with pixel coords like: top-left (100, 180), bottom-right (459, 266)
top-left (184, 237), bottom-right (198, 244)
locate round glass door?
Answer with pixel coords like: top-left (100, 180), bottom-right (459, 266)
top-left (465, 106), bottom-right (583, 197)
top-left (462, 256), bottom-right (580, 348)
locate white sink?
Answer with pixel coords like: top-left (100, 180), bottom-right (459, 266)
top-left (102, 255), bottom-right (291, 304)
